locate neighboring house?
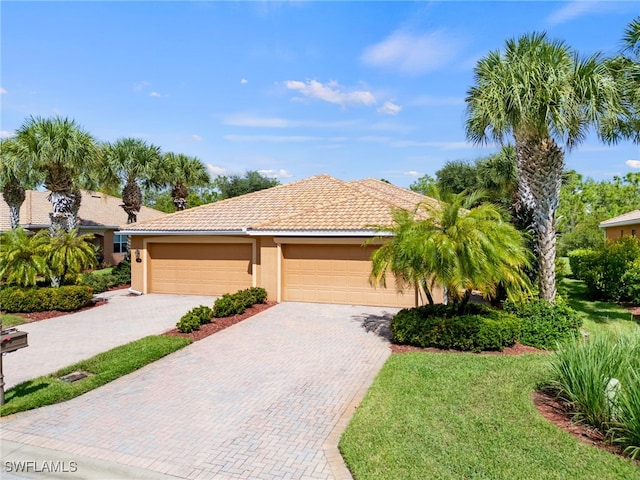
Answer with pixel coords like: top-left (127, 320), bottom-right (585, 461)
top-left (599, 209), bottom-right (640, 240)
top-left (0, 190), bottom-right (166, 266)
top-left (120, 174), bottom-right (444, 307)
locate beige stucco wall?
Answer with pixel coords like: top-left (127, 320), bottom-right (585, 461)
top-left (604, 224), bottom-right (639, 240)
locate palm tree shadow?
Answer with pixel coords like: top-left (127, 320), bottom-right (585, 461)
top-left (352, 312), bottom-right (395, 341)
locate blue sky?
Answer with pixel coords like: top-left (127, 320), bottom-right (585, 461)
top-left (2, 1), bottom-right (639, 188)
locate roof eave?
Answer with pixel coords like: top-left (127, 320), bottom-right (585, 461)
top-left (599, 218), bottom-right (640, 228)
top-left (246, 229), bottom-right (392, 237)
top-left (117, 229), bottom-right (248, 236)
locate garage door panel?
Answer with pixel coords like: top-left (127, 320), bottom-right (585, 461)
top-left (282, 244), bottom-right (415, 308)
top-left (149, 243), bottom-right (252, 295)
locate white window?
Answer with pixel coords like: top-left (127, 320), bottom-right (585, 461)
top-left (114, 233), bottom-right (128, 253)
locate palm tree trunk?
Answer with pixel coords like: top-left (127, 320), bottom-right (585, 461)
top-left (48, 191), bottom-right (75, 234)
top-left (2, 181), bottom-right (26, 230)
top-left (68, 188), bottom-right (82, 230)
top-left (516, 137), bottom-right (564, 301)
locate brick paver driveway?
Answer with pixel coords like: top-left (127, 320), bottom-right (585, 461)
top-left (1, 302), bottom-right (397, 480)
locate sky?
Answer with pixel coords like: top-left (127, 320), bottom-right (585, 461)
top-left (1, 1), bottom-right (639, 188)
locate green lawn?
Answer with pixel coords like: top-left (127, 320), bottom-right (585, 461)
top-left (0, 313), bottom-right (27, 329)
top-left (561, 278), bottom-right (640, 337)
top-left (1, 335), bottom-right (190, 417)
top-left (340, 279), bottom-right (640, 479)
top-left (340, 352), bottom-right (640, 480)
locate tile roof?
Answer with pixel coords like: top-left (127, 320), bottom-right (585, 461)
top-left (599, 209), bottom-right (640, 228)
top-left (121, 174), bottom-right (438, 233)
top-left (0, 190), bottom-right (166, 231)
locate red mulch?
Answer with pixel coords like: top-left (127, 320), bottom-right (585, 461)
top-left (163, 302), bottom-right (276, 342)
top-left (390, 341), bottom-right (546, 355)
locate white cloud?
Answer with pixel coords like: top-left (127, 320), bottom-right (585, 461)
top-left (221, 114), bottom-right (356, 129)
top-left (284, 80), bottom-right (376, 107)
top-left (546, 1), bottom-right (598, 26)
top-left (0, 130), bottom-right (16, 138)
top-left (258, 169), bottom-right (293, 179)
top-left (0, 87), bottom-right (7, 94)
top-left (149, 91), bottom-right (166, 98)
top-left (404, 170), bottom-right (422, 178)
top-left (207, 164), bottom-right (226, 175)
top-left (190, 134), bottom-right (202, 141)
top-left (240, 78), bottom-right (248, 85)
top-left (626, 160), bottom-right (640, 169)
top-left (224, 134), bottom-right (319, 143)
top-left (133, 81), bottom-right (151, 91)
top-left (361, 30), bottom-right (461, 75)
top-left (357, 136), bottom-right (391, 144)
top-left (390, 140), bottom-right (483, 150)
top-left (378, 101), bottom-right (401, 115)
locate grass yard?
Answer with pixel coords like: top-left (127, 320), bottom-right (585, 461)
top-left (0, 313), bottom-right (26, 329)
top-left (561, 278), bottom-right (640, 337)
top-left (0, 335), bottom-right (191, 417)
top-left (340, 352), bottom-right (640, 480)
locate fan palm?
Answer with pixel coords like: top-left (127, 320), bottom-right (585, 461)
top-left (370, 192), bottom-right (532, 310)
top-left (101, 138), bottom-right (162, 223)
top-left (161, 152), bottom-right (210, 210)
top-left (0, 228), bottom-right (49, 287)
top-left (465, 32), bottom-right (624, 301)
top-left (13, 116), bottom-right (101, 234)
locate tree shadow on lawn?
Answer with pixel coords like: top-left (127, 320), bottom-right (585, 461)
top-left (562, 279), bottom-right (638, 325)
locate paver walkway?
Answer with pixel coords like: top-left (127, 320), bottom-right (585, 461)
top-left (2, 290), bottom-right (216, 388)
top-left (1, 302), bottom-right (397, 480)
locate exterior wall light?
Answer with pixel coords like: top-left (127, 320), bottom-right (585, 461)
top-left (135, 249), bottom-right (142, 263)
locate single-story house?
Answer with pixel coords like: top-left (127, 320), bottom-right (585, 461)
top-left (120, 174), bottom-right (444, 307)
top-left (599, 209), bottom-right (640, 240)
top-left (0, 190), bottom-right (166, 266)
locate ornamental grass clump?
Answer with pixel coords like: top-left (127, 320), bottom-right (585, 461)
top-left (548, 332), bottom-right (640, 459)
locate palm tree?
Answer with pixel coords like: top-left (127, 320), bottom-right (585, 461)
top-left (370, 192), bottom-right (532, 310)
top-left (0, 139), bottom-right (42, 229)
top-left (44, 228), bottom-right (97, 285)
top-left (13, 116), bottom-right (101, 234)
top-left (465, 32), bottom-right (623, 301)
top-left (161, 152), bottom-right (210, 210)
top-left (0, 228), bottom-right (49, 287)
top-left (102, 138), bottom-right (162, 223)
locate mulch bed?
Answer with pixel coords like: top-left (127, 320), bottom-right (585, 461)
top-left (163, 302), bottom-right (276, 342)
top-left (390, 341), bottom-right (546, 355)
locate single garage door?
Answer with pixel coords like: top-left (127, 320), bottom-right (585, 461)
top-left (282, 244), bottom-right (416, 307)
top-left (148, 243), bottom-right (252, 295)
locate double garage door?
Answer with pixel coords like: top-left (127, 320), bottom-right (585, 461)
top-left (147, 242), bottom-right (415, 307)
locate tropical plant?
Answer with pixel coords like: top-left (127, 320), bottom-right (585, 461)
top-left (160, 152), bottom-right (210, 210)
top-left (0, 228), bottom-right (49, 287)
top-left (12, 116), bottom-right (101, 233)
top-left (44, 228), bottom-right (97, 286)
top-left (101, 138), bottom-right (163, 224)
top-left (0, 139), bottom-right (42, 229)
top-left (370, 192), bottom-right (532, 310)
top-left (466, 32), bottom-right (624, 301)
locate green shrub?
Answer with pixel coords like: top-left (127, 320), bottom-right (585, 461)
top-left (611, 368), bottom-right (640, 460)
top-left (0, 286), bottom-right (94, 313)
top-left (111, 259), bottom-right (131, 285)
top-left (191, 305), bottom-right (214, 325)
top-left (504, 299), bottom-right (581, 350)
top-left (176, 312), bottom-right (201, 333)
top-left (79, 272), bottom-right (118, 293)
top-left (568, 248), bottom-right (598, 280)
top-left (620, 258), bottom-right (640, 304)
top-left (391, 304), bottom-right (521, 352)
top-left (213, 293), bottom-right (246, 318)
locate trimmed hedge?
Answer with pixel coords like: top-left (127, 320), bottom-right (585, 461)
top-left (391, 304), bottom-right (521, 352)
top-left (176, 287), bottom-right (267, 333)
top-left (0, 286), bottom-right (94, 313)
top-left (504, 299), bottom-right (582, 350)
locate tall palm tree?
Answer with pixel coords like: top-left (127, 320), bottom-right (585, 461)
top-left (13, 116), bottom-right (101, 234)
top-left (465, 32), bottom-right (623, 301)
top-left (370, 192), bottom-right (532, 310)
top-left (0, 228), bottom-right (50, 287)
top-left (0, 139), bottom-right (42, 229)
top-left (161, 152), bottom-right (210, 211)
top-left (102, 138), bottom-right (162, 223)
